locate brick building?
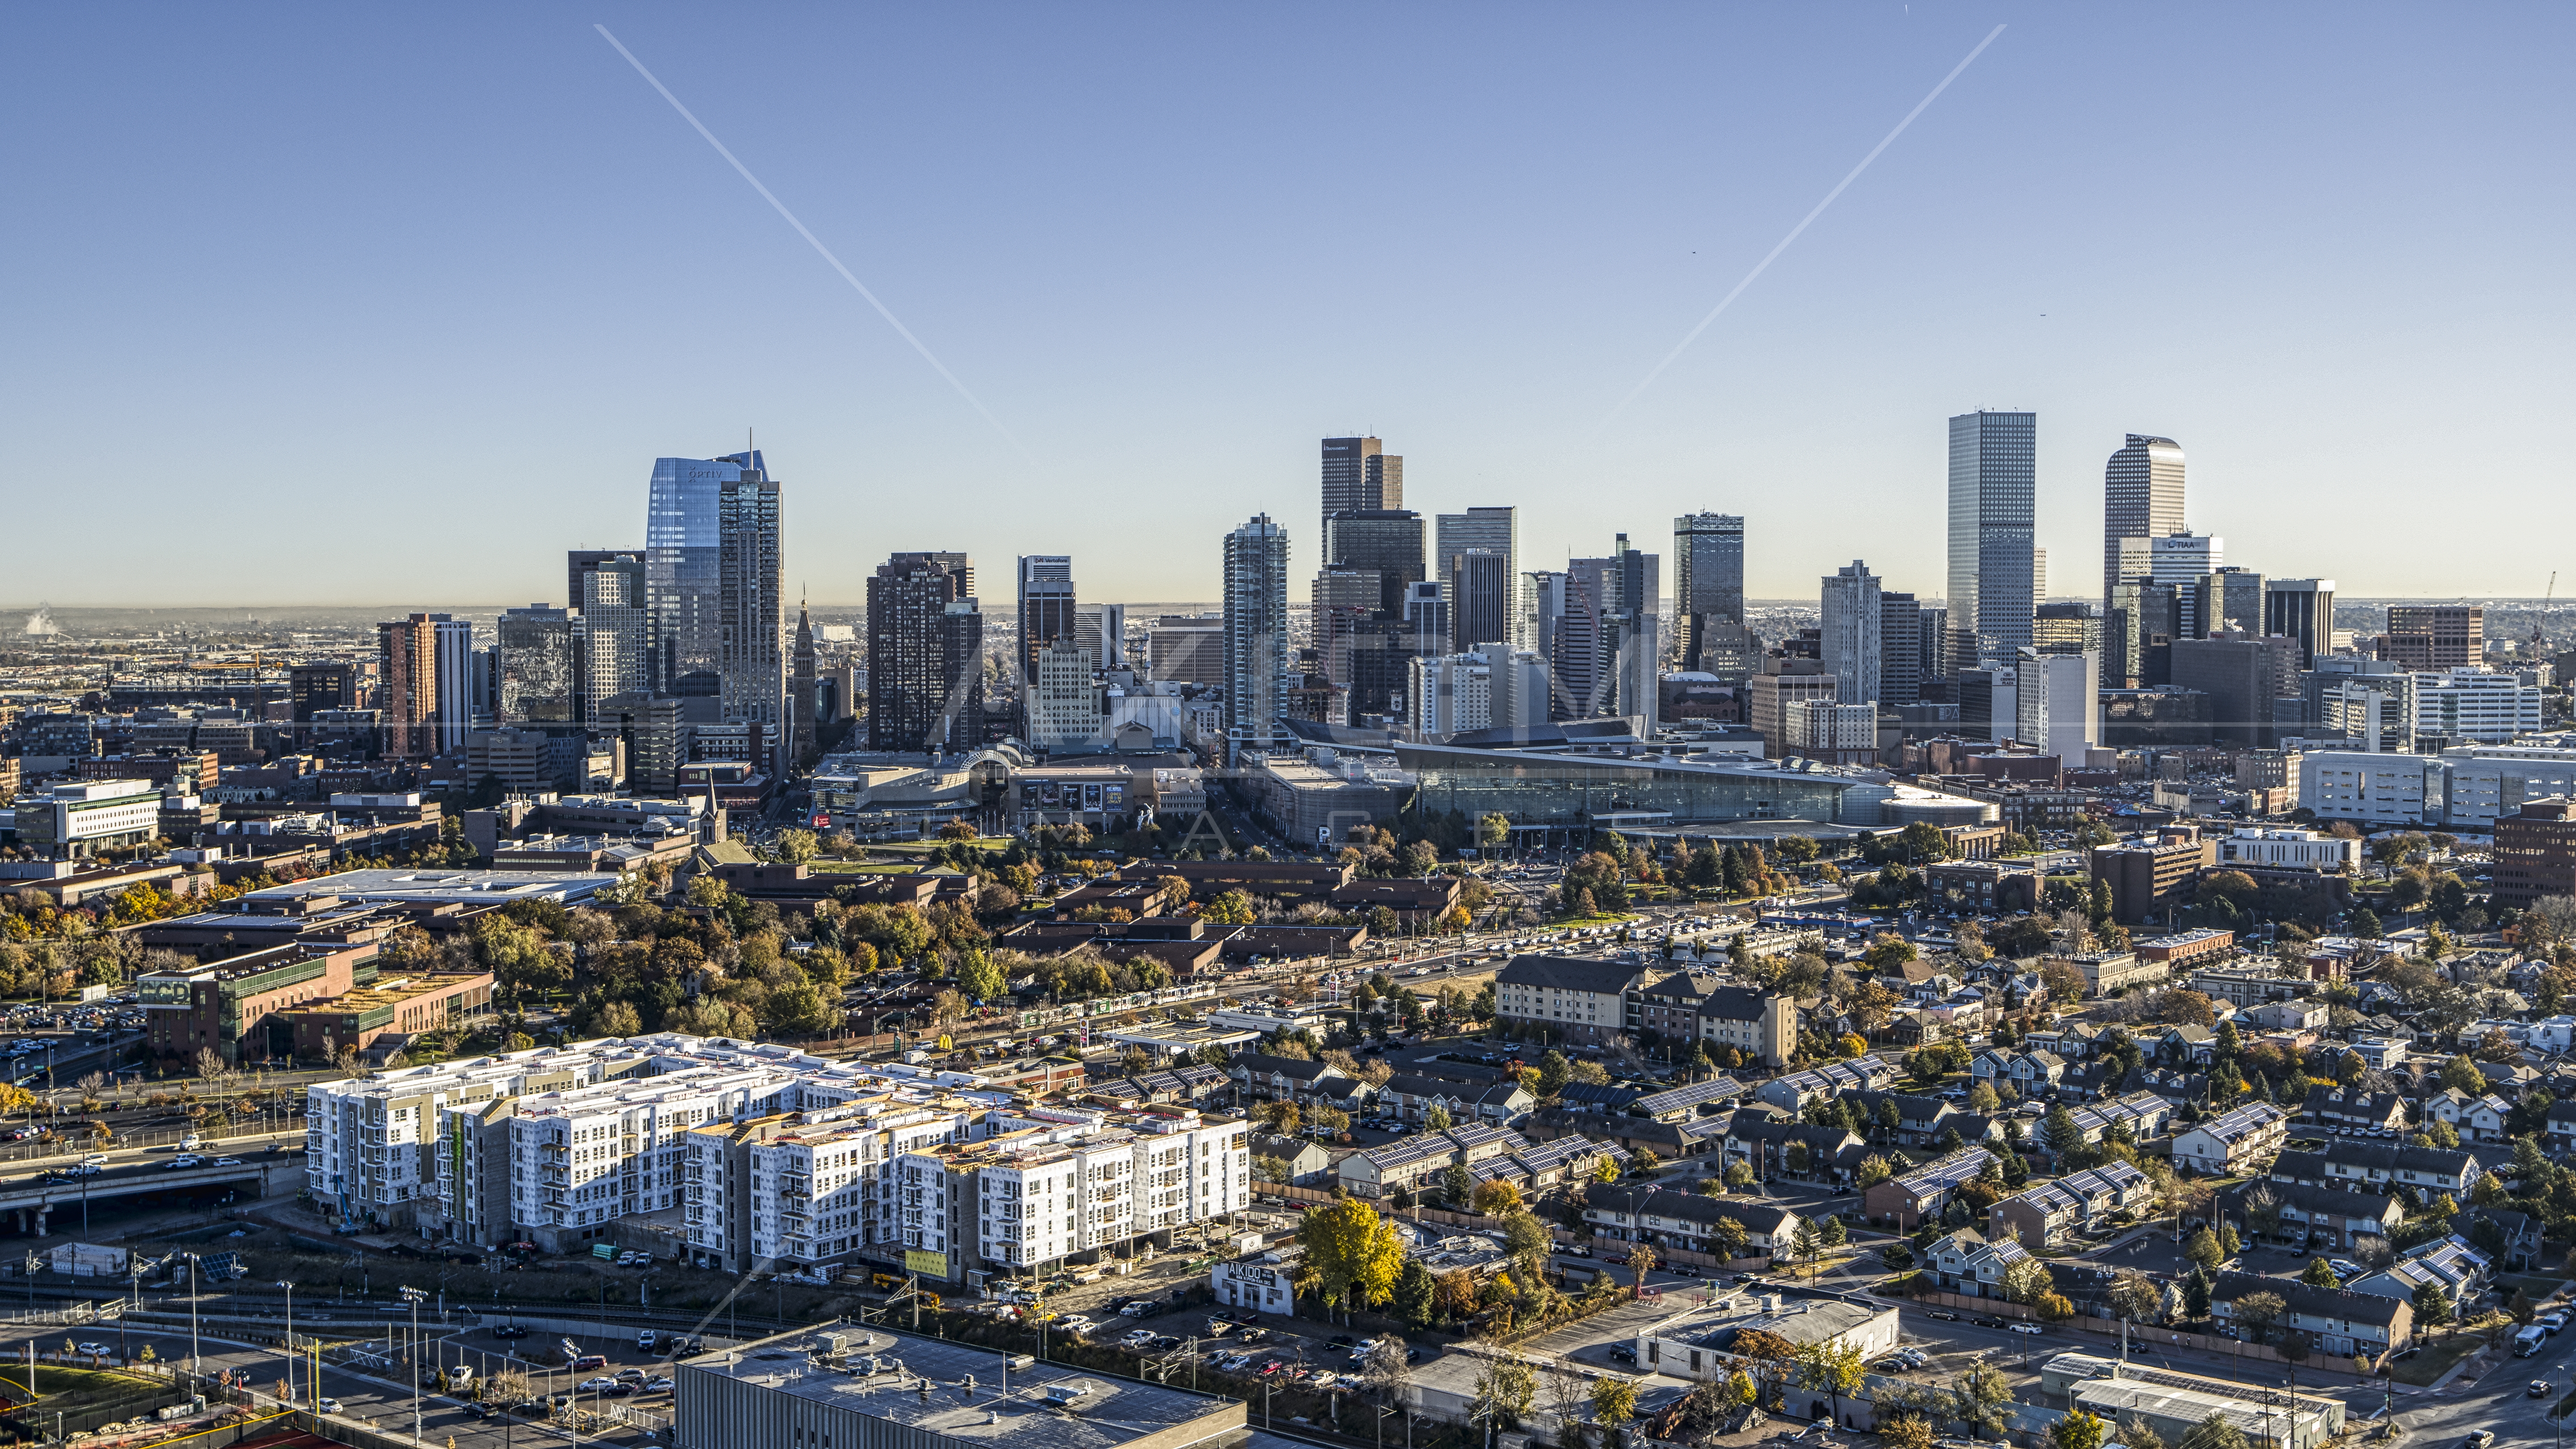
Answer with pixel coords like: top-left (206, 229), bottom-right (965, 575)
top-left (2493, 798), bottom-right (2576, 911)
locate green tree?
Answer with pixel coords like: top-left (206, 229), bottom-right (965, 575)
top-left (958, 950), bottom-right (1007, 1003)
top-left (1394, 1260), bottom-right (1436, 1329)
top-left (2042, 1104), bottom-right (2084, 1160)
top-left (1589, 1377), bottom-right (1638, 1436)
top-left (1442, 1163), bottom-right (1473, 1204)
top-left (1794, 1339), bottom-right (1867, 1429)
top-left (2232, 1289), bottom-right (2285, 1344)
top-left (2178, 1413), bottom-right (2249, 1449)
top-left (1203, 890), bottom-right (1257, 926)
top-left (2182, 1227), bottom-right (2223, 1273)
top-left (774, 829), bottom-right (820, 863)
top-left (1856, 1154), bottom-right (1897, 1188)
top-left (2299, 1257), bottom-right (2341, 1289)
top-left (1536, 1049), bottom-right (1572, 1097)
top-left (1470, 1359), bottom-right (1537, 1433)
top-left (2412, 1280), bottom-right (2455, 1336)
top-left (1477, 813), bottom-right (1513, 851)
top-left (1712, 1216), bottom-right (1750, 1262)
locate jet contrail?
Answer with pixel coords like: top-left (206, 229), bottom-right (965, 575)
top-left (596, 24), bottom-right (1030, 462)
top-left (1602, 24), bottom-right (2008, 425)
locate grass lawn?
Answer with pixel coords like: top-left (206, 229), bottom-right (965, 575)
top-left (2388, 1333), bottom-right (2487, 1386)
top-left (806, 860), bottom-right (924, 875)
top-left (2501, 1272), bottom-right (2571, 1303)
top-left (0, 1365), bottom-right (158, 1403)
top-left (872, 838), bottom-right (1012, 855)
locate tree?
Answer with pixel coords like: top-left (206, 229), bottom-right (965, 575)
top-left (2182, 1226), bottom-right (2223, 1273)
top-left (1589, 1377), bottom-right (1638, 1436)
top-left (1794, 1339), bottom-right (1866, 1429)
top-left (1944, 1360), bottom-right (2015, 1437)
top-left (1472, 1179), bottom-right (1525, 1216)
top-left (1442, 1163), bottom-right (1473, 1204)
top-left (1394, 1261), bottom-right (1436, 1329)
top-left (1502, 1212), bottom-right (1554, 1277)
top-left (2412, 1280), bottom-right (2455, 1336)
top-left (2000, 1255), bottom-right (2053, 1305)
top-left (1856, 1154), bottom-right (1897, 1189)
top-left (1880, 1416), bottom-right (1935, 1449)
top-left (1296, 1196), bottom-right (1406, 1317)
top-left (2050, 1409), bottom-right (2107, 1449)
top-left (1203, 890), bottom-right (1257, 926)
top-left (1471, 1359), bottom-right (1537, 1434)
top-left (2231, 1289), bottom-right (2286, 1344)
top-left (1724, 1161), bottom-right (1756, 1191)
top-left (2036, 1291), bottom-right (2074, 1321)
top-left (2042, 1104), bottom-right (2084, 1160)
top-left (596, 1000), bottom-right (643, 1037)
top-left (1425, 1102), bottom-right (1454, 1131)
top-left (1712, 1216), bottom-right (1750, 1262)
top-left (2178, 1413), bottom-right (2249, 1449)
top-left (2300, 1256), bottom-right (2342, 1289)
top-left (1626, 1241), bottom-right (1658, 1298)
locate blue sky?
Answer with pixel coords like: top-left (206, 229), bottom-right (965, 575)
top-left (3, 4), bottom-right (2568, 608)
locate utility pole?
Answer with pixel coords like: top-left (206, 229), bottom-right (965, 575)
top-left (400, 1284), bottom-right (427, 1447)
top-left (187, 1256), bottom-right (199, 1376)
top-left (279, 1280), bottom-right (297, 1406)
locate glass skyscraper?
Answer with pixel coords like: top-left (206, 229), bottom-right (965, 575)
top-left (1674, 512), bottom-right (1746, 678)
top-left (2103, 433), bottom-right (2186, 607)
top-left (1224, 514), bottom-right (1291, 763)
top-left (646, 452), bottom-right (754, 698)
top-left (1945, 410), bottom-right (2037, 672)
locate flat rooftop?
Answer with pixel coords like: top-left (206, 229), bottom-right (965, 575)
top-left (677, 1327), bottom-right (1243, 1449)
top-left (238, 868), bottom-right (619, 905)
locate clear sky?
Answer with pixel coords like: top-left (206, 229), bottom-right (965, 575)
top-left (4, 4), bottom-right (2568, 609)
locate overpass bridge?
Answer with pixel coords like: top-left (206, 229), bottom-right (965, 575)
top-left (0, 1153), bottom-right (295, 1237)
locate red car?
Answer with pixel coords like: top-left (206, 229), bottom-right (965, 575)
top-left (1260, 1361), bottom-right (1284, 1376)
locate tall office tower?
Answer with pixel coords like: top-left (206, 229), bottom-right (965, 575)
top-left (2103, 434), bottom-right (2187, 606)
top-left (1223, 514), bottom-right (1292, 762)
top-left (566, 549), bottom-right (634, 619)
top-left (432, 616), bottom-right (474, 752)
top-left (1403, 581), bottom-right (1449, 659)
top-left (1486, 648), bottom-right (1551, 733)
top-left (1878, 592), bottom-right (1921, 707)
top-left (647, 450), bottom-right (767, 698)
top-left (867, 552), bottom-right (980, 753)
top-left (2033, 601), bottom-right (2105, 657)
top-left (2108, 581), bottom-right (2182, 688)
top-left (1310, 570), bottom-right (1380, 720)
top-left (577, 555), bottom-right (650, 721)
top-left (1613, 611), bottom-right (1661, 733)
top-left (2110, 536), bottom-right (2157, 594)
top-left (2033, 547), bottom-right (2048, 604)
top-left (2198, 567), bottom-right (2266, 638)
top-left (1819, 561), bottom-right (1883, 709)
top-left (1321, 437), bottom-right (1402, 532)
top-left (1669, 513), bottom-right (1751, 675)
top-left (376, 613), bottom-right (439, 758)
top-left (497, 606), bottom-right (579, 724)
top-left (1549, 569), bottom-right (1609, 718)
top-left (2264, 578), bottom-right (2337, 670)
top-left (715, 466), bottom-right (785, 764)
top-left (2385, 606), bottom-right (2484, 670)
top-left (1073, 602), bottom-right (1128, 672)
top-left (1324, 510), bottom-right (1424, 619)
top-left (1015, 556), bottom-right (1077, 682)
top-left (288, 663), bottom-right (356, 722)
top-left (2149, 532), bottom-right (2224, 638)
top-left (1916, 606), bottom-right (1949, 686)
top-left (2013, 648), bottom-right (2101, 764)
top-left (1945, 410), bottom-right (2038, 671)
top-left (1436, 507), bottom-right (1520, 643)
top-left (1448, 551), bottom-right (1510, 654)
top-left (789, 601), bottom-right (818, 765)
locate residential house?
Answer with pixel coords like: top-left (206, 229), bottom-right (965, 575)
top-left (1861, 1146), bottom-right (1996, 1229)
top-left (2347, 1237), bottom-right (2491, 1309)
top-left (1720, 1118), bottom-right (1868, 1184)
top-left (1583, 1184), bottom-right (1802, 1260)
top-left (2299, 1087), bottom-right (2408, 1134)
top-left (2544, 1099), bottom-right (2576, 1158)
top-left (1493, 955), bottom-right (1652, 1046)
top-left (2149, 1025), bottom-right (2217, 1067)
top-left (2049, 1092), bottom-right (2175, 1158)
top-left (2247, 1000), bottom-right (2330, 1033)
top-left (2211, 1271), bottom-right (2414, 1358)
top-left (1631, 1077), bottom-right (1748, 1124)
top-left (1924, 1225), bottom-right (2040, 1299)
top-left (1468, 1133), bottom-right (1625, 1200)
top-left (2217, 1178), bottom-right (2404, 1251)
top-left (2117, 1065), bottom-right (2213, 1112)
top-left (1842, 1090), bottom-right (1965, 1148)
top-left (1753, 1058), bottom-right (1900, 1113)
top-left (1335, 1123), bottom-right (1531, 1199)
top-left (1231, 1052), bottom-right (1349, 1104)
top-left (2462, 1206), bottom-right (2544, 1271)
top-left (1987, 1162), bottom-right (2155, 1250)
top-left (1556, 1081), bottom-right (1649, 1115)
top-left (2266, 1144), bottom-right (2482, 1198)
top-left (1695, 984), bottom-right (1801, 1068)
top-left (2022, 1023), bottom-right (2100, 1060)
top-left (1969, 1050), bottom-right (2066, 1093)
top-left (2171, 1102), bottom-right (2289, 1175)
top-left (1251, 1132), bottom-right (1335, 1187)
top-left (1378, 1073), bottom-right (1534, 1127)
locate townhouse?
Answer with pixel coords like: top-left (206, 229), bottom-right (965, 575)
top-left (1924, 1226), bottom-right (2038, 1299)
top-left (2348, 1238), bottom-right (2491, 1307)
top-left (1754, 1058), bottom-right (1901, 1113)
top-left (1842, 1090), bottom-right (1967, 1148)
top-left (1377, 1072), bottom-right (1534, 1127)
top-left (2054, 1092), bottom-right (2177, 1157)
top-left (2211, 1272), bottom-right (2414, 1359)
top-left (1335, 1122), bottom-right (1530, 1199)
top-left (1583, 1184), bottom-right (1803, 1259)
top-left (2267, 1143), bottom-right (2483, 1199)
top-left (2218, 1178), bottom-right (2402, 1252)
top-left (1861, 1146), bottom-right (1996, 1229)
top-left (1467, 1133), bottom-right (1625, 1199)
top-left (1719, 1119), bottom-right (1868, 1184)
top-left (1230, 1053), bottom-right (1352, 1106)
top-left (2171, 1102), bottom-right (2289, 1175)
top-left (1987, 1162), bottom-right (2155, 1251)
top-left (2300, 1088), bottom-right (2408, 1134)
top-left (2423, 1089), bottom-right (2513, 1144)
top-left (1970, 1049), bottom-right (2067, 1094)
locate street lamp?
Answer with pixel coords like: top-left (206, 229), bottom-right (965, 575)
top-left (278, 1280), bottom-right (297, 1407)
top-left (398, 1285), bottom-right (427, 1446)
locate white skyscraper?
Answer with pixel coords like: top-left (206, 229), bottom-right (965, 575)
top-left (432, 617), bottom-right (475, 752)
top-left (2014, 648), bottom-right (2100, 765)
top-left (1820, 561), bottom-right (1883, 709)
top-left (1946, 410), bottom-right (2037, 671)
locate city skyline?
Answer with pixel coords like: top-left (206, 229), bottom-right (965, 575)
top-left (7, 8), bottom-right (2573, 607)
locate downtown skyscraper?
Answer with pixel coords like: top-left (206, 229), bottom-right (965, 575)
top-left (644, 449), bottom-right (784, 767)
top-left (1945, 410), bottom-right (2038, 672)
top-left (1223, 514), bottom-right (1291, 763)
top-left (716, 464), bottom-right (785, 761)
top-left (1674, 512), bottom-right (1750, 679)
top-left (1320, 436), bottom-right (1402, 536)
top-left (2102, 433), bottom-right (2187, 606)
top-left (867, 552), bottom-right (980, 754)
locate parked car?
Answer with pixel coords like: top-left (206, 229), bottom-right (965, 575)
top-left (2007, 1323), bottom-right (2044, 1337)
top-left (644, 1377), bottom-right (675, 1393)
top-left (578, 1377), bottom-right (620, 1393)
top-left (491, 1325), bottom-right (529, 1339)
top-left (318, 1400), bottom-right (343, 1415)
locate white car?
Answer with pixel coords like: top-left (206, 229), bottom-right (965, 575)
top-left (2006, 1323), bottom-right (2044, 1336)
top-left (1121, 1329), bottom-right (1154, 1346)
top-left (318, 1399), bottom-right (343, 1415)
top-left (1056, 1315), bottom-right (1097, 1335)
top-left (578, 1377), bottom-right (621, 1393)
top-left (75, 1343), bottom-right (110, 1357)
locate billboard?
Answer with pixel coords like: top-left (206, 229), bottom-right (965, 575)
top-left (904, 1249), bottom-right (949, 1279)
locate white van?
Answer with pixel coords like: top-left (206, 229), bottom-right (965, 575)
top-left (2517, 1325), bottom-right (2548, 1357)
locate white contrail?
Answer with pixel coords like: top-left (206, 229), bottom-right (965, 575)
top-left (596, 24), bottom-right (1030, 462)
top-left (1602, 24), bottom-right (2008, 425)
